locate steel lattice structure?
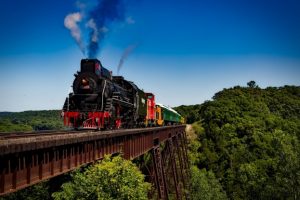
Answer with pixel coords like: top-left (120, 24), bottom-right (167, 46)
top-left (0, 125), bottom-right (189, 199)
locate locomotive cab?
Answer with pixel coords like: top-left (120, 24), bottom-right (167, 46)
top-left (81, 59), bottom-right (112, 80)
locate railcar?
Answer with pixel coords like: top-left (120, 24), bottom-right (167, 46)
top-left (145, 93), bottom-right (156, 126)
top-left (156, 103), bottom-right (182, 126)
top-left (62, 59), bottom-right (184, 130)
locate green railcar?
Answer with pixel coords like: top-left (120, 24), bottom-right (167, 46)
top-left (156, 103), bottom-right (182, 125)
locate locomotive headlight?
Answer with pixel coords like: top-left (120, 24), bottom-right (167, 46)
top-left (81, 78), bottom-right (89, 86)
top-left (81, 78), bottom-right (90, 89)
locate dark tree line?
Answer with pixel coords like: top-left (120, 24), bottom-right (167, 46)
top-left (0, 110), bottom-right (64, 132)
top-left (176, 84), bottom-right (300, 199)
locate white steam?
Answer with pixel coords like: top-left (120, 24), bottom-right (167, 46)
top-left (64, 12), bottom-right (85, 54)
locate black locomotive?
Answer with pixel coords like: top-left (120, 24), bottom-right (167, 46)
top-left (62, 59), bottom-right (147, 129)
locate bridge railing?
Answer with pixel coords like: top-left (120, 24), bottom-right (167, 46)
top-left (0, 125), bottom-right (187, 197)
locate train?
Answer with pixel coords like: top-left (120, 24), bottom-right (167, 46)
top-left (62, 59), bottom-right (184, 129)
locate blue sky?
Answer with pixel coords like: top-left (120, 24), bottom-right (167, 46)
top-left (0, 0), bottom-right (299, 111)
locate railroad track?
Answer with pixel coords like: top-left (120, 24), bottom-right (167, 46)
top-left (0, 130), bottom-right (81, 140)
top-left (0, 125), bottom-right (185, 140)
top-left (0, 128), bottom-right (150, 140)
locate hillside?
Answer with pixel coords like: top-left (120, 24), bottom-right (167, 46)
top-left (0, 110), bottom-right (64, 132)
top-left (175, 84), bottom-right (300, 199)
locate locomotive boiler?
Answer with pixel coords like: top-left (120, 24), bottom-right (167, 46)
top-left (62, 59), bottom-right (147, 129)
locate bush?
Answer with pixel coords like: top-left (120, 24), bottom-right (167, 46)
top-left (52, 155), bottom-right (151, 200)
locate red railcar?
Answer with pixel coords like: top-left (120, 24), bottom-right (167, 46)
top-left (145, 93), bottom-right (156, 126)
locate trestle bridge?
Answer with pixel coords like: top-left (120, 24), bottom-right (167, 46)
top-left (0, 125), bottom-right (189, 199)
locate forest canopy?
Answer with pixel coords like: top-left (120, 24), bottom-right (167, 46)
top-left (176, 84), bottom-right (300, 199)
top-left (0, 110), bottom-right (63, 132)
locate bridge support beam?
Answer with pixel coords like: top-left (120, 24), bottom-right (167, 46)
top-left (150, 130), bottom-right (190, 200)
top-left (152, 146), bottom-right (169, 200)
top-left (168, 138), bottom-right (181, 199)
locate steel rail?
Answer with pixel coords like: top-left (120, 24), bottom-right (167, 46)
top-left (0, 130), bottom-right (77, 140)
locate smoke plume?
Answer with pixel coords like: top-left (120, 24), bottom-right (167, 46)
top-left (64, 0), bottom-right (128, 58)
top-left (117, 43), bottom-right (138, 75)
top-left (64, 12), bottom-right (85, 54)
top-left (86, 19), bottom-right (99, 43)
top-left (87, 0), bottom-right (125, 58)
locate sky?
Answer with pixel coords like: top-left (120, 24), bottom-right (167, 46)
top-left (0, 0), bottom-right (299, 112)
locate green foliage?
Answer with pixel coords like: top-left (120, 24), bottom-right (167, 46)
top-left (174, 104), bottom-right (201, 123)
top-left (187, 122), bottom-right (228, 199)
top-left (190, 166), bottom-right (227, 200)
top-left (52, 155), bottom-right (151, 200)
top-left (193, 85), bottom-right (300, 199)
top-left (0, 182), bottom-right (50, 200)
top-left (0, 118), bottom-right (32, 132)
top-left (186, 122), bottom-right (203, 166)
top-left (0, 110), bottom-right (64, 132)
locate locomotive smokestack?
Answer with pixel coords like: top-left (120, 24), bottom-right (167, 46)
top-left (117, 43), bottom-right (138, 75)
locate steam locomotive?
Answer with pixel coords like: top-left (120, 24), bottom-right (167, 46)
top-left (62, 59), bottom-right (184, 129)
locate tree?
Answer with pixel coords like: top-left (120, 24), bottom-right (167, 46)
top-left (247, 81), bottom-right (257, 88)
top-left (190, 166), bottom-right (227, 200)
top-left (52, 155), bottom-right (151, 200)
top-left (173, 104), bottom-right (201, 124)
top-left (192, 85), bottom-right (300, 199)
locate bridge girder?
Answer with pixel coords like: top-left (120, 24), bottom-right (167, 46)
top-left (0, 125), bottom-right (189, 199)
